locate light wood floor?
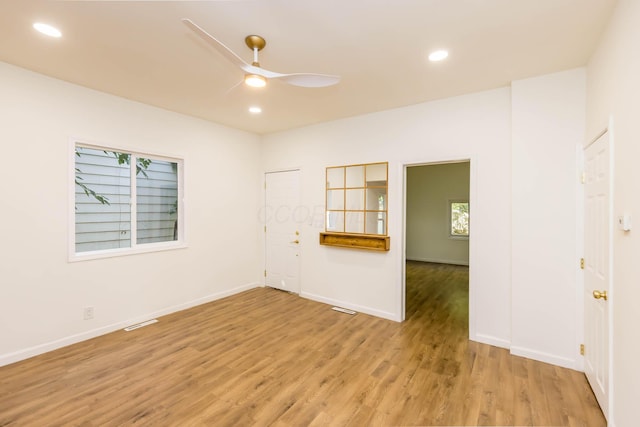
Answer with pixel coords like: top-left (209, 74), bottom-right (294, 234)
top-left (0, 261), bottom-right (605, 426)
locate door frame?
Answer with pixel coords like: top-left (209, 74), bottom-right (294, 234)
top-left (399, 156), bottom-right (476, 341)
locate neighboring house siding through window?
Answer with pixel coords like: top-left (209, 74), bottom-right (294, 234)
top-left (74, 144), bottom-right (181, 257)
top-left (136, 159), bottom-right (179, 245)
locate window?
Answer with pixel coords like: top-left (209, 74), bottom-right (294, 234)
top-left (450, 201), bottom-right (469, 237)
top-left (325, 162), bottom-right (388, 235)
top-left (72, 143), bottom-right (183, 259)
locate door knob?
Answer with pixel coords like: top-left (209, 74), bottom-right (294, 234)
top-left (290, 240), bottom-right (299, 244)
top-left (593, 290), bottom-right (608, 301)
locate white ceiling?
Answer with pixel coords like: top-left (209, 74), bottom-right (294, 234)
top-left (0, 0), bottom-right (616, 134)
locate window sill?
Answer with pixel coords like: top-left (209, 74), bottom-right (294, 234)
top-left (449, 235), bottom-right (469, 241)
top-left (69, 241), bottom-right (188, 263)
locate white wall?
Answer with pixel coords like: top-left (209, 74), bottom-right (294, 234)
top-left (261, 88), bottom-right (512, 347)
top-left (587, 1), bottom-right (640, 425)
top-left (511, 68), bottom-right (586, 369)
top-left (406, 162), bottom-right (470, 265)
top-left (0, 51), bottom-right (602, 385)
top-left (0, 62), bottom-right (262, 366)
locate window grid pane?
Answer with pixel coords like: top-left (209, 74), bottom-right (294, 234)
top-left (136, 158), bottom-right (178, 244)
top-left (75, 147), bottom-right (131, 253)
top-left (325, 162), bottom-right (388, 236)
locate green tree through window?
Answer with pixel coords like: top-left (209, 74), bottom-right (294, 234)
top-left (450, 201), bottom-right (469, 236)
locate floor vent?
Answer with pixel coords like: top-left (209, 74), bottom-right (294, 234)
top-left (332, 307), bottom-right (356, 315)
top-left (123, 319), bottom-right (158, 331)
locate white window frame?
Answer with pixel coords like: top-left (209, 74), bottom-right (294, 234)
top-left (69, 139), bottom-right (186, 262)
top-left (448, 199), bottom-right (469, 239)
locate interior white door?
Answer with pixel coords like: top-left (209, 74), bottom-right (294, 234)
top-left (265, 170), bottom-right (301, 293)
top-left (584, 131), bottom-right (610, 419)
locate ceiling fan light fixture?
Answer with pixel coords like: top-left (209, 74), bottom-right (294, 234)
top-left (245, 74), bottom-right (267, 88)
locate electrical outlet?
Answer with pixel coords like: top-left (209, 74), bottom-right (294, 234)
top-left (83, 306), bottom-right (94, 320)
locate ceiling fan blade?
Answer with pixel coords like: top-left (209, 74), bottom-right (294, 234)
top-left (182, 19), bottom-right (252, 73)
top-left (182, 19), bottom-right (341, 89)
top-left (235, 65), bottom-right (340, 88)
top-left (224, 78), bottom-right (246, 96)
top-left (271, 73), bottom-right (341, 88)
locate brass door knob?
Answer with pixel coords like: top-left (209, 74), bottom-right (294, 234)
top-left (290, 240), bottom-right (300, 244)
top-left (593, 290), bottom-right (608, 301)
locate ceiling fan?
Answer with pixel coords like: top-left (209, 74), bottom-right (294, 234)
top-left (182, 19), bottom-right (340, 89)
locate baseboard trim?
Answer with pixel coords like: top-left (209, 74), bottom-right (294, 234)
top-left (0, 282), bottom-right (260, 367)
top-left (300, 291), bottom-right (400, 322)
top-left (406, 256), bottom-right (469, 266)
top-left (472, 333), bottom-right (510, 349)
top-left (510, 345), bottom-right (577, 370)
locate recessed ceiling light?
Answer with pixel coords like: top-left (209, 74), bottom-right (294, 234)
top-left (249, 106), bottom-right (262, 114)
top-left (33, 22), bottom-right (62, 38)
top-left (428, 50), bottom-right (448, 62)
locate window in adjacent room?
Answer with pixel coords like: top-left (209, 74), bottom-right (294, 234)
top-left (450, 200), bottom-right (469, 237)
top-left (72, 143), bottom-right (184, 260)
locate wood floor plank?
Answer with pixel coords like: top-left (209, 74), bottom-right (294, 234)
top-left (0, 261), bottom-right (605, 426)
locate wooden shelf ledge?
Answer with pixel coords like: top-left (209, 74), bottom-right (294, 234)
top-left (319, 232), bottom-right (390, 251)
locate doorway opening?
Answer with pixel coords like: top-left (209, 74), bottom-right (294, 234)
top-left (403, 161), bottom-right (471, 330)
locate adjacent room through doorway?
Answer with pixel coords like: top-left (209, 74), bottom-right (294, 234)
top-left (404, 161), bottom-right (470, 324)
